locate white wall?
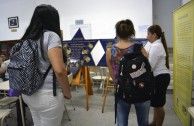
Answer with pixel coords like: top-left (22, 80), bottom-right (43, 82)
top-left (153, 0), bottom-right (181, 47)
top-left (0, 0), bottom-right (36, 41)
top-left (0, 0), bottom-right (152, 41)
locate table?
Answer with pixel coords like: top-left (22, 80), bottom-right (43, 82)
top-left (0, 81), bottom-right (10, 90)
top-left (0, 81), bottom-right (25, 126)
top-left (188, 107), bottom-right (194, 126)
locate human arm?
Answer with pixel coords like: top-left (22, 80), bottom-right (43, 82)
top-left (48, 47), bottom-right (72, 99)
top-left (144, 41), bottom-right (151, 54)
top-left (141, 46), bottom-right (148, 58)
top-left (0, 58), bottom-right (3, 66)
top-left (148, 45), bottom-right (160, 69)
top-left (0, 67), bottom-right (6, 74)
top-left (106, 48), bottom-right (115, 83)
top-left (0, 61), bottom-right (7, 74)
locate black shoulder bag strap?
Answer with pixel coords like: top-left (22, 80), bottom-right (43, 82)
top-left (43, 65), bottom-right (52, 80)
top-left (53, 72), bottom-right (57, 96)
top-left (114, 45), bottom-right (126, 124)
top-left (42, 64), bottom-right (56, 96)
top-left (133, 43), bottom-right (143, 53)
top-left (52, 46), bottom-right (66, 96)
top-left (115, 58), bottom-right (124, 124)
top-left (42, 65), bottom-right (52, 86)
top-left (111, 45), bottom-right (118, 124)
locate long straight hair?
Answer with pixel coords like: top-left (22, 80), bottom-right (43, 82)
top-left (148, 25), bottom-right (169, 69)
top-left (21, 4), bottom-right (62, 59)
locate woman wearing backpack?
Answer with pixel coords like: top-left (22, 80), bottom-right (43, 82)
top-left (21, 5), bottom-right (71, 126)
top-left (146, 25), bottom-right (170, 126)
top-left (106, 19), bottom-right (150, 126)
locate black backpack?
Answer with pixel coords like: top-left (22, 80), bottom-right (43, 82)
top-left (116, 44), bottom-right (154, 103)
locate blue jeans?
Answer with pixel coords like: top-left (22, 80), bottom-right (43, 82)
top-left (117, 99), bottom-right (150, 126)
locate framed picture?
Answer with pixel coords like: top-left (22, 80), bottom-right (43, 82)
top-left (8, 16), bottom-right (19, 29)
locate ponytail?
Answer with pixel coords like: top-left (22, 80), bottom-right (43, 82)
top-left (161, 32), bottom-right (169, 69)
top-left (148, 25), bottom-right (169, 69)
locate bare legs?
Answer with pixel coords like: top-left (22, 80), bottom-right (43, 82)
top-left (149, 107), bottom-right (165, 126)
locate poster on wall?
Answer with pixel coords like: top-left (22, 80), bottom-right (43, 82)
top-left (173, 1), bottom-right (194, 125)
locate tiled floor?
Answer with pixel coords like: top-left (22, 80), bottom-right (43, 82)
top-left (61, 86), bottom-right (182, 126)
top-left (3, 86), bottom-right (182, 126)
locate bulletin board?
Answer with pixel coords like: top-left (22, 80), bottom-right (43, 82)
top-left (63, 28), bottom-right (147, 76)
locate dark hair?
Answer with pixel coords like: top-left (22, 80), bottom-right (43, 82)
top-left (148, 25), bottom-right (169, 69)
top-left (21, 4), bottom-right (61, 40)
top-left (115, 19), bottom-right (135, 40)
top-left (21, 4), bottom-right (62, 59)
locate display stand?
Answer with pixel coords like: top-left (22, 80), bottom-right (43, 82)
top-left (173, 1), bottom-right (194, 125)
top-left (71, 66), bottom-right (93, 111)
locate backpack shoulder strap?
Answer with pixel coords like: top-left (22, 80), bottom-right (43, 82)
top-left (133, 43), bottom-right (143, 53)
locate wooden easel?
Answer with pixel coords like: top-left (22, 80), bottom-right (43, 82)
top-left (71, 66), bottom-right (93, 111)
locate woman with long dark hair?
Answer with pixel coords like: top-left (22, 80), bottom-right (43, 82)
top-left (21, 4), bottom-right (71, 126)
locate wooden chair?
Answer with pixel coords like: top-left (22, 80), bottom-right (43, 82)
top-left (102, 71), bottom-right (115, 113)
top-left (90, 66), bottom-right (107, 95)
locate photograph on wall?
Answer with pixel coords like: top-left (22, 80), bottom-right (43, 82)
top-left (8, 16), bottom-right (19, 29)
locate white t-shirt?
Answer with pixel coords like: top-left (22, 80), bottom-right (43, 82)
top-left (144, 41), bottom-right (151, 54)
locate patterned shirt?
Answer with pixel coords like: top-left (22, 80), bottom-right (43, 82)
top-left (111, 44), bottom-right (135, 83)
